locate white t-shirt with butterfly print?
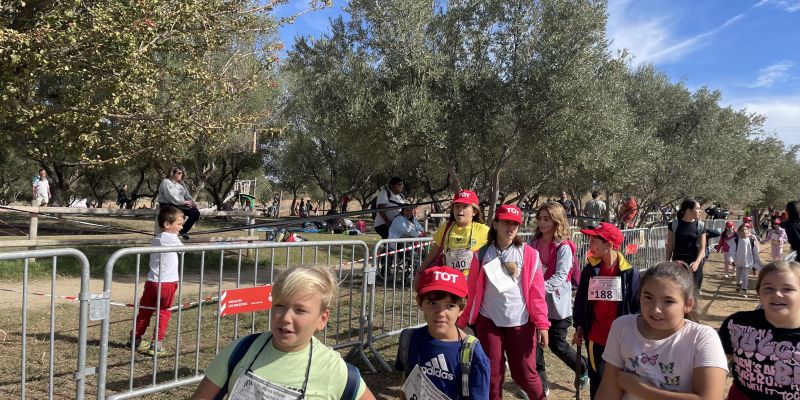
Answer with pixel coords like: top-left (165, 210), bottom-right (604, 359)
top-left (602, 314), bottom-right (728, 399)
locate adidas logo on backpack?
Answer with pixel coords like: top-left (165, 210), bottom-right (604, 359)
top-left (421, 354), bottom-right (455, 380)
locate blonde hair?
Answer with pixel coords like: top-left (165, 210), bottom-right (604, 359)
top-left (756, 261), bottom-right (800, 295)
top-left (272, 266), bottom-right (338, 311)
top-left (534, 201), bottom-right (571, 241)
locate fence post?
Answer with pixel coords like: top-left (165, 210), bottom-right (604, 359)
top-left (28, 210), bottom-right (39, 261)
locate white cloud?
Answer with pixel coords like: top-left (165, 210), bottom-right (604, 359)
top-left (607, 0), bottom-right (746, 64)
top-left (750, 60), bottom-right (795, 88)
top-left (729, 96), bottom-right (800, 144)
top-left (754, 0), bottom-right (800, 12)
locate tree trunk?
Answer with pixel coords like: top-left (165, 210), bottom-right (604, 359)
top-left (487, 165), bottom-right (502, 222)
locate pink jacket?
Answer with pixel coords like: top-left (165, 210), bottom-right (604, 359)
top-left (457, 243), bottom-right (550, 330)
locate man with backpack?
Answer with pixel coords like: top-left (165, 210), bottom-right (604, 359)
top-left (373, 177), bottom-right (406, 239)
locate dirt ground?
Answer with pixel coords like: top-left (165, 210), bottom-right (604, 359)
top-left (0, 244), bottom-right (776, 399)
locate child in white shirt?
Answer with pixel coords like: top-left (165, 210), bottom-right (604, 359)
top-left (727, 223), bottom-right (763, 298)
top-left (131, 206), bottom-right (184, 355)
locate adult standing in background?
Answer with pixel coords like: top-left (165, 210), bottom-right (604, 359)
top-left (373, 177), bottom-right (406, 239)
top-left (557, 190), bottom-right (577, 217)
top-left (116, 184), bottom-right (130, 209)
top-left (31, 168), bottom-right (51, 206)
top-left (666, 198), bottom-right (708, 293)
top-left (780, 200), bottom-right (800, 262)
top-left (157, 166), bottom-right (200, 239)
top-left (557, 190), bottom-right (577, 226)
top-left (617, 196), bottom-right (638, 229)
top-left (583, 191), bottom-right (606, 226)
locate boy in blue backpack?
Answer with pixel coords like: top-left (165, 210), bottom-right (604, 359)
top-left (191, 266), bottom-right (375, 400)
top-left (396, 266), bottom-right (490, 399)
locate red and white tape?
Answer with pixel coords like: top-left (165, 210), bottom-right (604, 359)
top-left (352, 241), bottom-right (431, 265)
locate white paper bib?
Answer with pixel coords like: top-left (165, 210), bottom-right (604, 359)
top-left (229, 371), bottom-right (303, 400)
top-left (588, 276), bottom-right (622, 301)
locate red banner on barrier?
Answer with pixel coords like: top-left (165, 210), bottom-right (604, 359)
top-left (219, 285), bottom-right (272, 317)
top-left (625, 244), bottom-right (639, 255)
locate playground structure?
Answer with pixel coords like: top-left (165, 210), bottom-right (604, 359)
top-left (220, 179), bottom-right (258, 211)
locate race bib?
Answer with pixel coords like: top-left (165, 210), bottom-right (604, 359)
top-left (229, 371), bottom-right (303, 400)
top-left (483, 258), bottom-right (516, 293)
top-left (401, 365), bottom-right (450, 400)
top-left (444, 248), bottom-right (472, 272)
top-left (588, 276), bottom-right (622, 301)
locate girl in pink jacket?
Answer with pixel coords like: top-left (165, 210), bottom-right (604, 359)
top-left (715, 221), bottom-right (737, 278)
top-left (762, 218), bottom-right (788, 261)
top-left (458, 204), bottom-right (550, 400)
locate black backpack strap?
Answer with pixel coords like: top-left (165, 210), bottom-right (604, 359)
top-left (459, 334), bottom-right (478, 399)
top-left (398, 328), bottom-right (414, 376)
top-left (213, 333), bottom-right (263, 400)
top-left (477, 244), bottom-right (490, 265)
top-left (340, 362), bottom-right (361, 400)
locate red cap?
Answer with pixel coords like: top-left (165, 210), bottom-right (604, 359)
top-left (580, 222), bottom-right (624, 250)
top-left (495, 204), bottom-right (523, 224)
top-left (743, 223), bottom-right (753, 229)
top-left (417, 266), bottom-right (468, 298)
top-left (453, 190), bottom-right (479, 206)
top-left (774, 218), bottom-right (781, 224)
top-left (725, 221), bottom-right (735, 228)
top-left (743, 216), bottom-right (753, 223)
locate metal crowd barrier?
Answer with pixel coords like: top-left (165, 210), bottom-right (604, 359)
top-left (620, 228), bottom-right (649, 269)
top-left (2, 224), bottom-right (690, 397)
top-left (95, 240), bottom-right (372, 400)
top-left (570, 231), bottom-right (591, 267)
top-left (366, 238), bottom-right (433, 372)
top-left (0, 249), bottom-right (92, 400)
top-left (646, 226), bottom-right (668, 270)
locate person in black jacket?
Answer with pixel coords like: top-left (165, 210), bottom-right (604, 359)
top-left (780, 200), bottom-right (800, 262)
top-left (572, 222), bottom-right (640, 399)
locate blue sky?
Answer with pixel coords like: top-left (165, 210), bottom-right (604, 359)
top-left (275, 0), bottom-right (800, 145)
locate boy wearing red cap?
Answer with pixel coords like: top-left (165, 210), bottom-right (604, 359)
top-left (458, 204), bottom-right (550, 400)
top-left (419, 190), bottom-right (490, 277)
top-left (572, 222), bottom-right (640, 399)
top-left (396, 266), bottom-right (490, 400)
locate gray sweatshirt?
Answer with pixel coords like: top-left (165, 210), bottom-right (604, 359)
top-left (157, 178), bottom-right (193, 205)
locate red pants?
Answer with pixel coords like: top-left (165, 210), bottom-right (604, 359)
top-left (134, 281), bottom-right (178, 341)
top-left (477, 314), bottom-right (547, 400)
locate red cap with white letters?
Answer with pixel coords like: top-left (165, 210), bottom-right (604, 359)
top-left (452, 190), bottom-right (479, 206)
top-left (495, 204), bottom-right (523, 224)
top-left (417, 266), bottom-right (468, 298)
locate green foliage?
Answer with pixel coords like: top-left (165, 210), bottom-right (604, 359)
top-left (3, 0), bottom-right (797, 220)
